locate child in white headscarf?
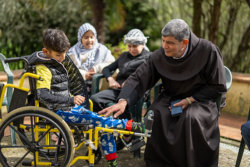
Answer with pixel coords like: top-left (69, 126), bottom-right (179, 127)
top-left (91, 29), bottom-right (150, 114)
top-left (67, 23), bottom-right (115, 84)
top-left (91, 29), bottom-right (151, 153)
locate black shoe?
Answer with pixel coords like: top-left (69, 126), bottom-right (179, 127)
top-left (131, 110), bottom-right (154, 133)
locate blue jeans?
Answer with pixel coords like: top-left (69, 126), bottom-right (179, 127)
top-left (56, 105), bottom-right (128, 155)
top-left (241, 120), bottom-right (250, 150)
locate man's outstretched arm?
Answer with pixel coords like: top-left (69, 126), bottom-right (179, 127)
top-left (98, 99), bottom-right (127, 118)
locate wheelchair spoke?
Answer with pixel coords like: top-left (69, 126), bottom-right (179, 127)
top-left (37, 126), bottom-right (54, 143)
top-left (55, 133), bottom-right (62, 164)
top-left (0, 145), bottom-right (29, 148)
top-left (37, 149), bottom-right (53, 164)
top-left (38, 144), bottom-right (64, 147)
top-left (30, 116), bottom-right (35, 142)
top-left (14, 150), bottom-right (31, 167)
top-left (33, 150), bottom-right (37, 167)
top-left (9, 124), bottom-right (30, 144)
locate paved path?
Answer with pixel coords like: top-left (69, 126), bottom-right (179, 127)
top-left (1, 111), bottom-right (249, 166)
top-left (0, 135), bottom-right (250, 167)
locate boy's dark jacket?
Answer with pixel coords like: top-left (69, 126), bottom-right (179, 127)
top-left (27, 51), bottom-right (89, 112)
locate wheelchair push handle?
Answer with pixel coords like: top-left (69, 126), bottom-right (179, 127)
top-left (4, 57), bottom-right (29, 66)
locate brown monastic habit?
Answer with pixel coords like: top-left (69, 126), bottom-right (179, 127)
top-left (118, 32), bottom-right (227, 167)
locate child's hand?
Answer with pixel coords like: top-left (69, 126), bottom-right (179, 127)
top-left (74, 95), bottom-right (85, 105)
top-left (108, 77), bottom-right (121, 89)
top-left (89, 68), bottom-right (95, 72)
top-left (85, 71), bottom-right (96, 80)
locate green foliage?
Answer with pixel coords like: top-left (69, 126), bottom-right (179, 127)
top-left (105, 40), bottom-right (128, 59)
top-left (126, 0), bottom-right (250, 73)
top-left (0, 0), bottom-right (92, 70)
top-left (105, 0), bottom-right (126, 31)
top-left (0, 0), bottom-right (250, 73)
top-left (105, 0), bottom-right (157, 50)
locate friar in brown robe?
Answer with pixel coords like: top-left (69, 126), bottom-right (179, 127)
top-left (99, 19), bottom-right (227, 167)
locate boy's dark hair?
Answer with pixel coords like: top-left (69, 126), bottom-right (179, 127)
top-left (43, 29), bottom-right (70, 53)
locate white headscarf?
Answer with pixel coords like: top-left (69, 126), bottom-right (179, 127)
top-left (124, 29), bottom-right (149, 51)
top-left (67, 23), bottom-right (110, 71)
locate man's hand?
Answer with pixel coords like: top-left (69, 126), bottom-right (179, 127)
top-left (121, 80), bottom-right (126, 88)
top-left (98, 99), bottom-right (127, 118)
top-left (169, 97), bottom-right (195, 111)
top-left (85, 71), bottom-right (96, 80)
top-left (74, 95), bottom-right (85, 105)
top-left (108, 77), bottom-right (121, 89)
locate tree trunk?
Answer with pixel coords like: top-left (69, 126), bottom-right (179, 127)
top-left (246, 0), bottom-right (250, 7)
top-left (209, 0), bottom-right (222, 45)
top-left (229, 25), bottom-right (250, 71)
top-left (89, 0), bottom-right (106, 44)
top-left (219, 3), bottom-right (239, 51)
top-left (192, 0), bottom-right (203, 38)
top-left (229, 0), bottom-right (250, 72)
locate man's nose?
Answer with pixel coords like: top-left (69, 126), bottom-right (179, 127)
top-left (162, 42), bottom-right (168, 49)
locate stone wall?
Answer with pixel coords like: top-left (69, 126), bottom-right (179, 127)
top-left (221, 72), bottom-right (250, 117)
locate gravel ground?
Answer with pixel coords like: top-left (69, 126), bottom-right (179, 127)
top-left (1, 136), bottom-right (250, 167)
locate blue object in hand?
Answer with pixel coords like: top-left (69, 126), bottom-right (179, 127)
top-left (171, 100), bottom-right (183, 117)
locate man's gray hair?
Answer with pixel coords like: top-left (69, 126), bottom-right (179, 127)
top-left (161, 19), bottom-right (190, 42)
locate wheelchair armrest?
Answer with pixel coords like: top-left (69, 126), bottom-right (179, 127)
top-left (91, 73), bottom-right (105, 96)
top-left (154, 81), bottom-right (162, 100)
top-left (224, 66), bottom-right (232, 91)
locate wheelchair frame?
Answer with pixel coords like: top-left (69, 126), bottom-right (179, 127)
top-left (0, 56), bottom-right (152, 167)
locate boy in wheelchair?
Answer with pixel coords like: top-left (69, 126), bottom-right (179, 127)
top-left (27, 28), bottom-right (154, 167)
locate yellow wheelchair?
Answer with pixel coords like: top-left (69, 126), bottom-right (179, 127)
top-left (0, 55), bottom-right (153, 167)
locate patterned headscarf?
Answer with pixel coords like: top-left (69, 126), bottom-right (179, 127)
top-left (67, 23), bottom-right (110, 71)
top-left (124, 29), bottom-right (149, 51)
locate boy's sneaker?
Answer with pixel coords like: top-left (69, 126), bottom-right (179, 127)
top-left (108, 159), bottom-right (118, 167)
top-left (131, 110), bottom-right (154, 133)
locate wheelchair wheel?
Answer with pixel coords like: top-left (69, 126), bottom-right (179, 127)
top-left (17, 116), bottom-right (67, 159)
top-left (85, 145), bottom-right (102, 165)
top-left (0, 106), bottom-right (75, 167)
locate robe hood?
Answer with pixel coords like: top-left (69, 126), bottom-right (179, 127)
top-left (152, 31), bottom-right (211, 81)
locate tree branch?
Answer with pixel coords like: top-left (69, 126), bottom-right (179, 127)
top-left (219, 2), bottom-right (240, 50)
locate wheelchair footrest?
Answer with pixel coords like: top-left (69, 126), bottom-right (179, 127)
top-left (22, 161), bottom-right (57, 166)
top-left (129, 138), bottom-right (146, 152)
top-left (22, 161), bottom-right (32, 166)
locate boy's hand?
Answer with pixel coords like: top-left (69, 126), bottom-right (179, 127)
top-left (108, 77), bottom-right (121, 89)
top-left (74, 95), bottom-right (85, 105)
top-left (85, 71), bottom-right (96, 80)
